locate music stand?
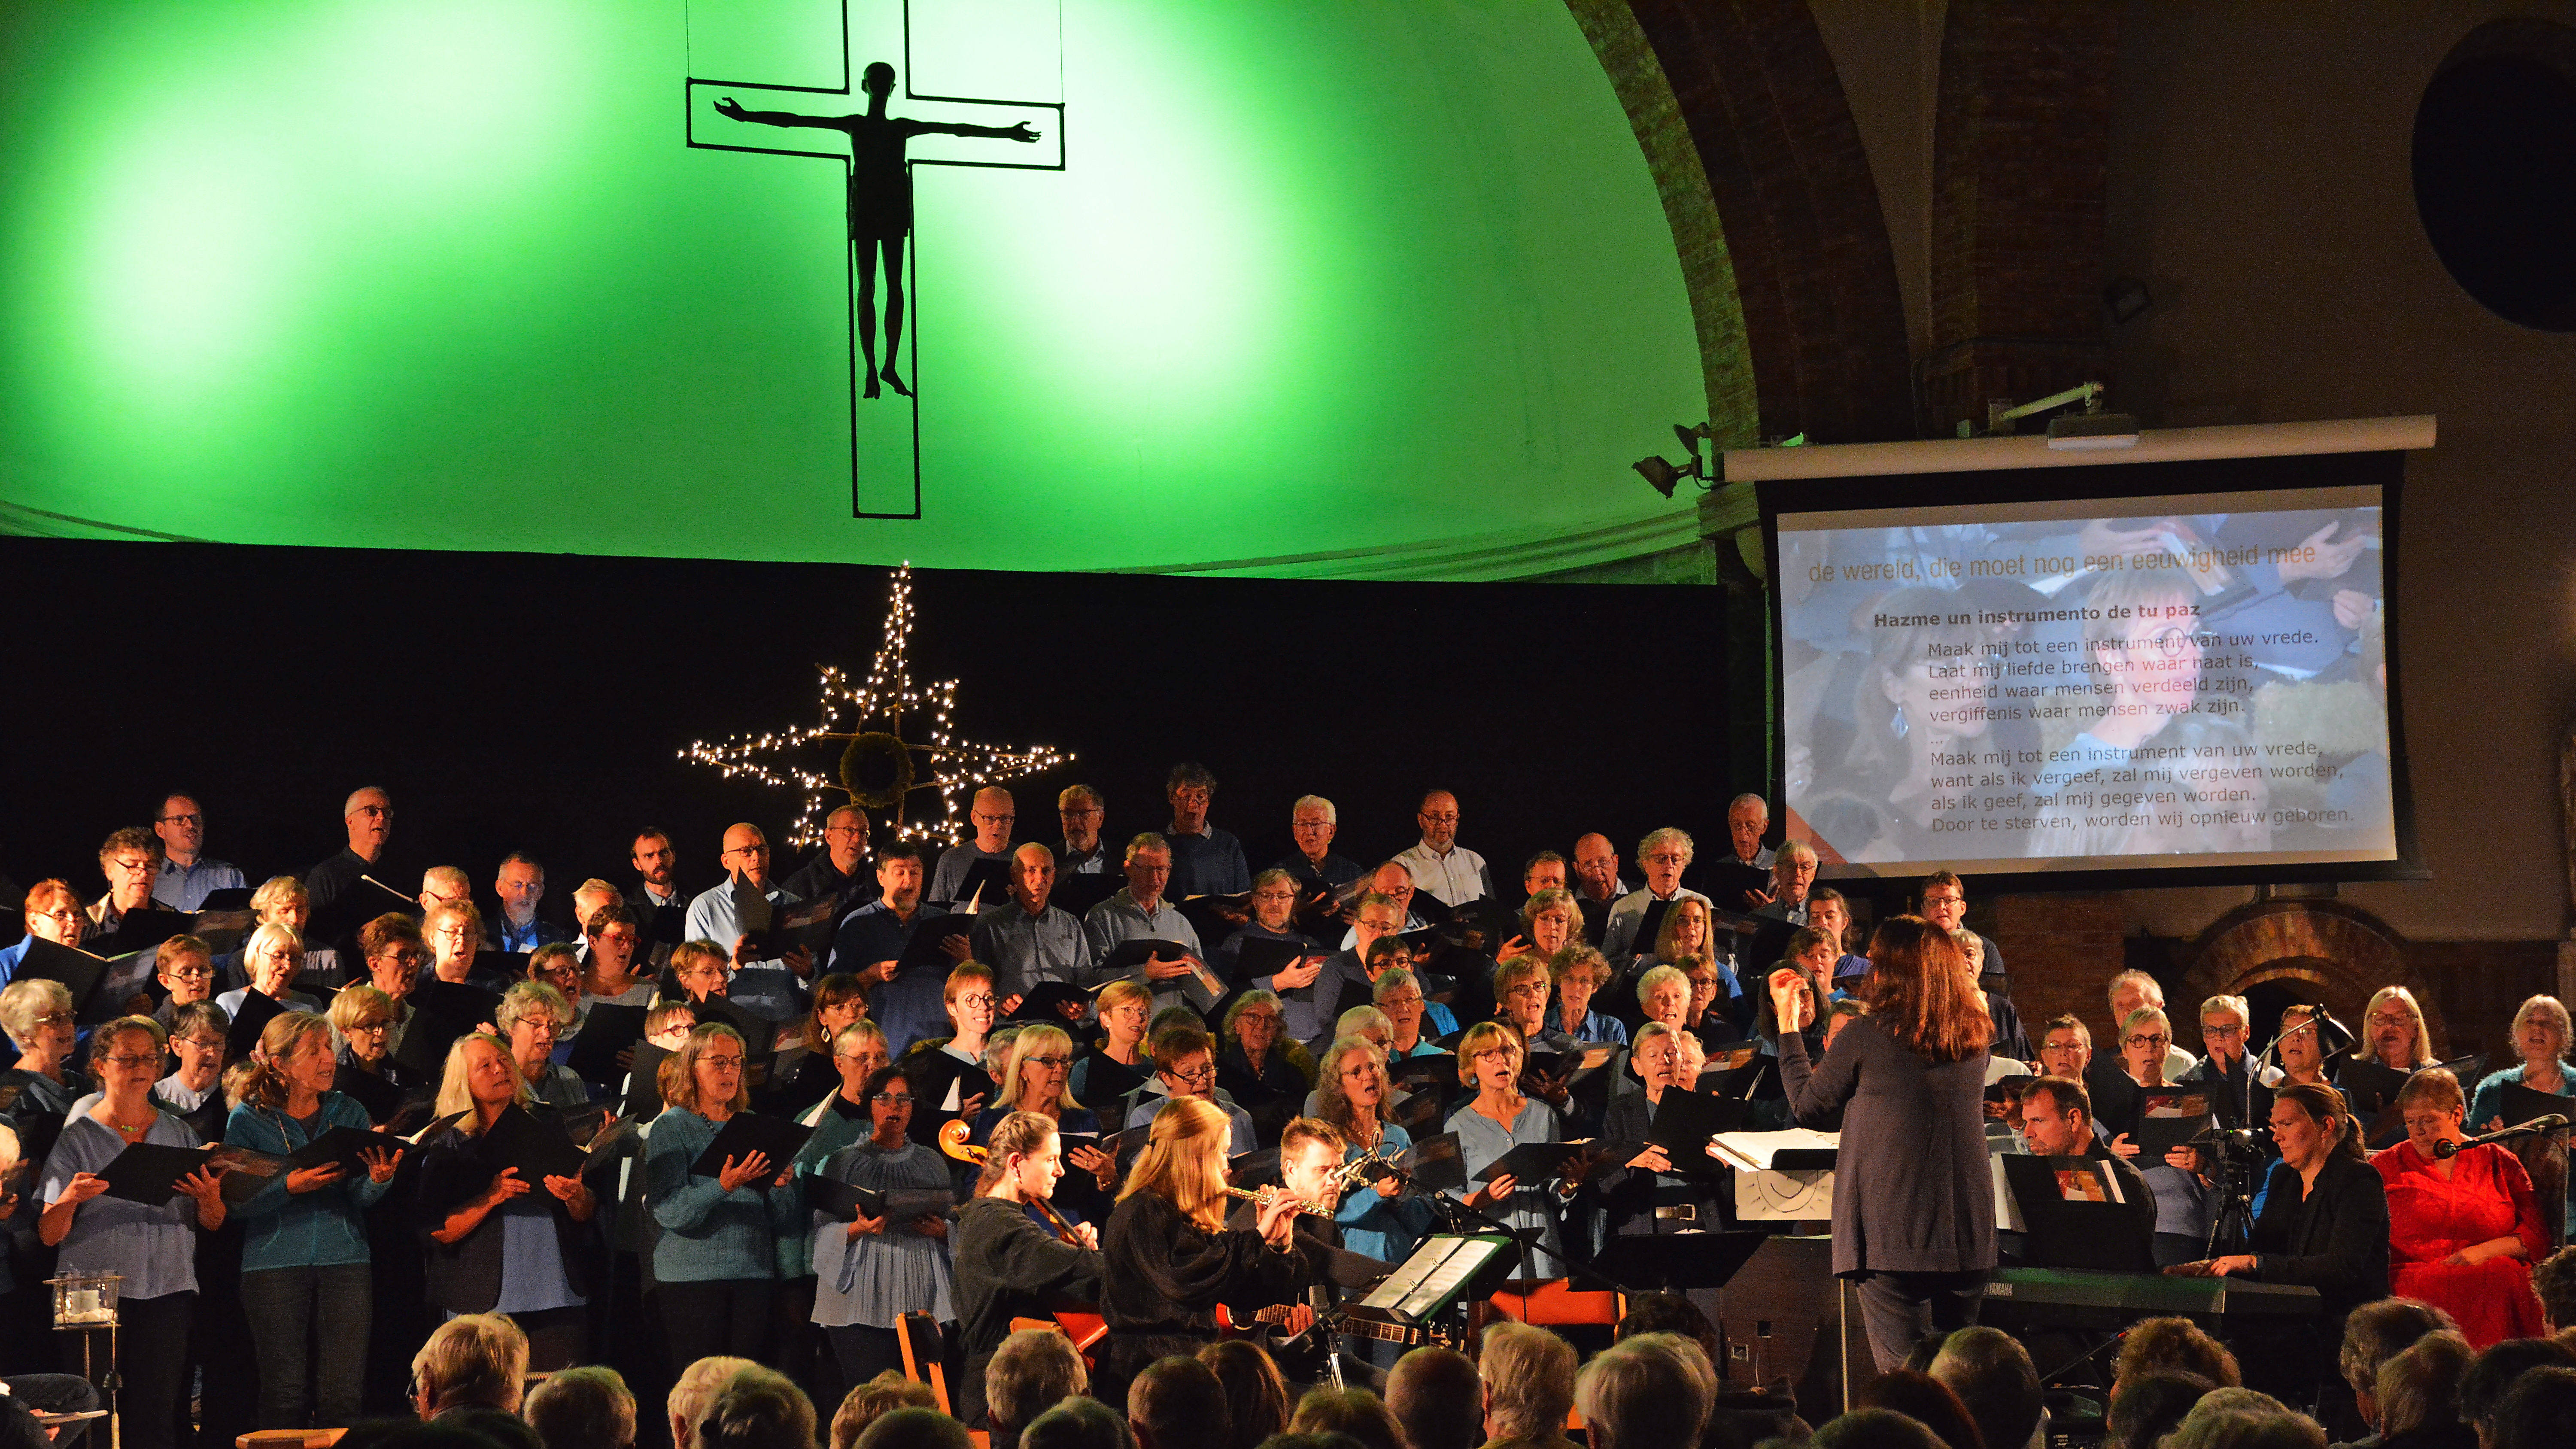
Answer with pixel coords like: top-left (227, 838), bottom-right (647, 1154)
top-left (1592, 1230), bottom-right (1769, 1297)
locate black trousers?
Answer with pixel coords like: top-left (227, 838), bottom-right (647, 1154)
top-left (652, 1280), bottom-right (774, 1371)
top-left (61, 1291), bottom-right (191, 1449)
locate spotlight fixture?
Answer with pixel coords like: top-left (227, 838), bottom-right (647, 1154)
top-left (1633, 422), bottom-right (1715, 497)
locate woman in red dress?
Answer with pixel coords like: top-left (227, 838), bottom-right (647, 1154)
top-left (2375, 1068), bottom-right (2547, 1346)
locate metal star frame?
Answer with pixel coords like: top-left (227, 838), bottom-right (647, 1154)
top-left (680, 563), bottom-right (1072, 846)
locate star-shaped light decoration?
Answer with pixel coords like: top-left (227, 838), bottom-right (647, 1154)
top-left (681, 563), bottom-right (1072, 847)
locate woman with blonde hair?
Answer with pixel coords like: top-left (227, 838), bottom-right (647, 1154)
top-left (951, 1110), bottom-right (1103, 1429)
top-left (644, 1022), bottom-right (804, 1367)
top-left (972, 1024), bottom-right (1117, 1211)
top-left (1097, 1096), bottom-right (1305, 1410)
top-left (217, 921), bottom-right (325, 1020)
top-left (225, 1010), bottom-right (403, 1427)
top-left (416, 1032), bottom-right (597, 1368)
top-left (1768, 915), bottom-right (1993, 1371)
top-left (232, 876), bottom-right (344, 991)
top-left (1071, 977), bottom-right (1153, 1108)
top-left (2468, 995), bottom-right (2576, 1241)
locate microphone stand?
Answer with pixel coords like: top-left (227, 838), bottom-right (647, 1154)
top-left (2433, 1115), bottom-right (2571, 1158)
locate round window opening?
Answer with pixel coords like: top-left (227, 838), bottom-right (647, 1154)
top-left (2414, 21), bottom-right (2576, 331)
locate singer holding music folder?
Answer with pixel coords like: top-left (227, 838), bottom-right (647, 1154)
top-left (1769, 915), bottom-right (1995, 1374)
top-left (36, 1016), bottom-right (228, 1449)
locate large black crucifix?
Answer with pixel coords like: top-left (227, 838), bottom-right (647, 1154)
top-left (687, 0), bottom-right (1064, 518)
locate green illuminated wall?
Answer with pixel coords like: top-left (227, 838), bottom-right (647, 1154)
top-left (0, 0), bottom-right (1705, 574)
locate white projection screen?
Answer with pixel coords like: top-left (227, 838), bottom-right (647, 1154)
top-left (1756, 424), bottom-right (2420, 886)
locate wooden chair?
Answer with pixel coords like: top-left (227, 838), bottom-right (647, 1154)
top-left (1487, 1280), bottom-right (1623, 1327)
top-left (896, 1309), bottom-right (953, 1414)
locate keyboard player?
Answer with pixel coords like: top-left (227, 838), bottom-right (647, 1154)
top-left (2014, 1075), bottom-right (2156, 1272)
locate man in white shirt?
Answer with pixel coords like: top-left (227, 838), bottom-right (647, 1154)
top-left (1392, 790), bottom-right (1493, 908)
top-left (149, 795), bottom-right (244, 911)
top-left (1601, 827), bottom-right (1711, 970)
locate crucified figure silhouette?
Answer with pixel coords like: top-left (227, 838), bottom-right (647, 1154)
top-left (716, 61), bottom-right (1040, 399)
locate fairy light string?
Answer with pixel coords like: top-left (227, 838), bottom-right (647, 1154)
top-left (679, 563), bottom-right (1071, 846)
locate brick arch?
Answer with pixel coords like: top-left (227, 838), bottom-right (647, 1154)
top-left (2182, 900), bottom-right (2442, 1057)
top-left (1595, 0), bottom-right (1915, 444)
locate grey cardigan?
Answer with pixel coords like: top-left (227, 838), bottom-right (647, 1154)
top-left (1778, 1016), bottom-right (1995, 1276)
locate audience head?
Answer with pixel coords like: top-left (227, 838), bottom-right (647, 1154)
top-left (2491, 1365), bottom-right (2576, 1449)
top-left (2158, 1398), bottom-right (2326, 1449)
top-left (2372, 1329), bottom-right (2470, 1439)
top-left (2114, 1316), bottom-right (2241, 1391)
top-left (2535, 1246), bottom-right (2576, 1333)
top-left (1018, 1397), bottom-right (1134, 1449)
top-left (1127, 1353), bottom-right (1228, 1449)
top-left (697, 1366), bottom-right (816, 1449)
top-left (1195, 1340), bottom-right (1289, 1449)
top-left (851, 1406), bottom-right (971, 1449)
top-left (829, 1372), bottom-right (936, 1449)
top-left (1929, 1327), bottom-right (2041, 1449)
top-left (1615, 1290), bottom-right (1720, 1372)
top-left (1385, 1346), bottom-right (1480, 1449)
top-left (2340, 1297), bottom-right (2460, 1420)
top-left (988, 1327), bottom-right (1088, 1434)
top-left (2462, 1337), bottom-right (2576, 1443)
top-left (410, 1312), bottom-right (529, 1417)
top-left (525, 1367), bottom-right (637, 1449)
top-left (1854, 1369), bottom-right (1982, 1449)
top-left (1810, 1408), bottom-right (1947, 1449)
top-left (1288, 1388), bottom-right (1406, 1449)
top-left (668, 1358), bottom-right (755, 1449)
top-left (1577, 1332), bottom-right (1716, 1449)
top-left (2107, 1371), bottom-right (2216, 1449)
top-left (1478, 1320), bottom-right (1576, 1443)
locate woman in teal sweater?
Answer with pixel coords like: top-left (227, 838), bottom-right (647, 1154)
top-left (225, 1011), bottom-right (403, 1430)
top-left (644, 1021), bottom-right (804, 1367)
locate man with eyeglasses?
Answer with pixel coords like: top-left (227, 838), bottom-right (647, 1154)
top-left (1120, 1024), bottom-right (1256, 1157)
top-left (783, 804), bottom-right (873, 917)
top-left (1917, 872), bottom-right (2011, 994)
top-left (304, 785), bottom-right (394, 914)
top-left (1394, 789), bottom-right (1493, 909)
top-left (930, 788), bottom-right (1019, 906)
top-left (1276, 795), bottom-right (1363, 902)
top-left (1161, 762), bottom-right (1250, 899)
top-left (1568, 833), bottom-right (1626, 945)
top-left (1081, 835), bottom-right (1219, 1018)
top-left (1707, 793), bottom-right (1778, 912)
top-left (970, 843), bottom-right (1091, 1002)
top-left (149, 795), bottom-right (243, 912)
top-left (149, 936), bottom-right (220, 1034)
top-left (1601, 827), bottom-right (1711, 972)
top-left (489, 853), bottom-right (567, 954)
top-left (1056, 785), bottom-right (1113, 875)
top-left (684, 823), bottom-right (814, 1020)
top-left (86, 826), bottom-right (165, 943)
top-left (1750, 840), bottom-right (1820, 927)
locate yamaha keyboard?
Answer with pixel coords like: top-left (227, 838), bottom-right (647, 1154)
top-left (1980, 1266), bottom-right (2321, 1328)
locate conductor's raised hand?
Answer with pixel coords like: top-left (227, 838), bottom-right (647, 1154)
top-left (717, 1151), bottom-right (773, 1193)
top-left (1767, 970), bottom-right (1808, 1030)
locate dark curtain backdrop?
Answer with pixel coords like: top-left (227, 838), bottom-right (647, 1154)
top-left (0, 538), bottom-right (1733, 922)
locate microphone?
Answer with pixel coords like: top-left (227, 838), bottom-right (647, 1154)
top-left (2434, 1115), bottom-right (2569, 1158)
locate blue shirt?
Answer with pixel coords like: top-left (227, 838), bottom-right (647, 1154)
top-left (493, 914), bottom-right (567, 954)
top-left (153, 857), bottom-right (246, 912)
top-left (1334, 1124), bottom-right (1436, 1266)
top-left (40, 1110), bottom-right (207, 1300)
top-left (685, 878), bottom-right (808, 1017)
top-left (0, 939), bottom-right (28, 989)
top-left (644, 1107), bottom-right (806, 1283)
top-left (838, 900), bottom-right (957, 1058)
top-left (488, 1194), bottom-right (586, 1313)
top-left (1163, 827), bottom-right (1250, 898)
top-left (227, 1094), bottom-right (397, 1272)
top-left (1446, 1096), bottom-right (1571, 1277)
